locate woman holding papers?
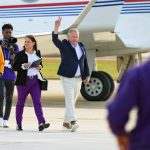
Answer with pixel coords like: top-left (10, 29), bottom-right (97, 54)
top-left (13, 35), bottom-right (50, 131)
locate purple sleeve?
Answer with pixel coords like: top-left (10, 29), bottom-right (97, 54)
top-left (107, 68), bottom-right (139, 136)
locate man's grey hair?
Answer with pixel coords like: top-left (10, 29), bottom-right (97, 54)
top-left (68, 28), bottom-right (79, 36)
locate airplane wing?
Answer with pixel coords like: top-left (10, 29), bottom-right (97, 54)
top-left (0, 0), bottom-right (90, 38)
top-left (77, 0), bottom-right (124, 32)
top-left (115, 0), bottom-right (150, 50)
top-left (62, 0), bottom-right (124, 33)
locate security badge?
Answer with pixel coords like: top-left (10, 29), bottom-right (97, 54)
top-left (4, 60), bottom-right (11, 68)
top-left (5, 60), bottom-right (9, 65)
top-left (3, 49), bottom-right (12, 68)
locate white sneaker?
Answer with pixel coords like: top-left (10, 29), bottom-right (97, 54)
top-left (71, 122), bottom-right (79, 132)
top-left (3, 120), bottom-right (9, 128)
top-left (0, 118), bottom-right (4, 127)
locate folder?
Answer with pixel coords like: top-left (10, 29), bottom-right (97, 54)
top-left (30, 58), bottom-right (42, 68)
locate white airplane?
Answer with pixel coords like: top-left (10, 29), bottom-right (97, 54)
top-left (0, 0), bottom-right (150, 101)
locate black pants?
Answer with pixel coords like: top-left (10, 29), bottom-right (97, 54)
top-left (0, 79), bottom-right (15, 120)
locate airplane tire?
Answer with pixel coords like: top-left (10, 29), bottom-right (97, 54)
top-left (99, 71), bottom-right (114, 100)
top-left (80, 71), bottom-right (112, 101)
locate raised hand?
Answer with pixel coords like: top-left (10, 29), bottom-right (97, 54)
top-left (55, 16), bottom-right (62, 28)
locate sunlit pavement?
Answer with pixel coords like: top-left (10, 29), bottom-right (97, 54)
top-left (0, 80), bottom-right (121, 150)
top-left (0, 106), bottom-right (119, 150)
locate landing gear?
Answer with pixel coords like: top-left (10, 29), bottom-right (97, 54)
top-left (80, 71), bottom-right (114, 101)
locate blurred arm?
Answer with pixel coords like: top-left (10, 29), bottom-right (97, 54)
top-left (0, 47), bottom-right (4, 74)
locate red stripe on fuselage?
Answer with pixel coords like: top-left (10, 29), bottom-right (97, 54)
top-left (0, 1), bottom-right (89, 9)
top-left (125, 0), bottom-right (150, 2)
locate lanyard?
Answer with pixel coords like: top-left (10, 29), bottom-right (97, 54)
top-left (3, 48), bottom-right (10, 60)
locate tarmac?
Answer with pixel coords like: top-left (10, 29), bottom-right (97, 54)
top-left (0, 80), bottom-right (136, 150)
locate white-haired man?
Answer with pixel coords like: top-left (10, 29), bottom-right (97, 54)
top-left (52, 17), bottom-right (90, 132)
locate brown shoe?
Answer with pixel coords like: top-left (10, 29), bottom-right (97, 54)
top-left (63, 122), bottom-right (71, 130)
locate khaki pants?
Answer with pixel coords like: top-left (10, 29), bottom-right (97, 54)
top-left (60, 76), bottom-right (82, 123)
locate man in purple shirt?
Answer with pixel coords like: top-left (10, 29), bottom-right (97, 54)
top-left (107, 61), bottom-right (150, 150)
top-left (0, 24), bottom-right (19, 128)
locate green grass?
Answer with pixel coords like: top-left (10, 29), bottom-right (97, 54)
top-left (41, 58), bottom-right (118, 80)
top-left (41, 58), bottom-right (60, 79)
top-left (96, 60), bottom-right (118, 80)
